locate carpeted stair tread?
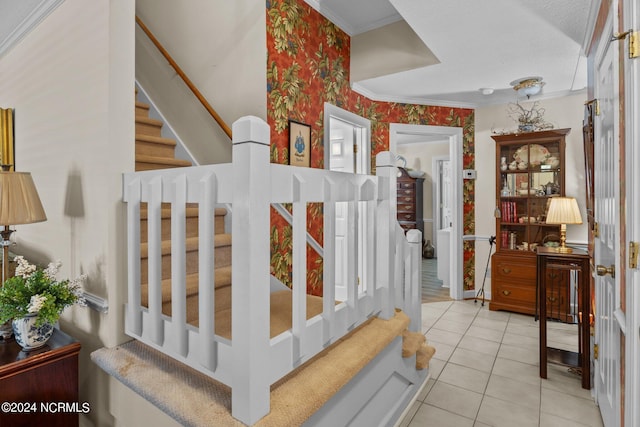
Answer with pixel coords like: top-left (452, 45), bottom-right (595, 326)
top-left (136, 133), bottom-right (178, 147)
top-left (136, 115), bottom-right (163, 127)
top-left (136, 155), bottom-right (192, 169)
top-left (91, 310), bottom-right (411, 427)
top-left (401, 330), bottom-right (426, 358)
top-left (140, 234), bottom-right (231, 258)
top-left (140, 205), bottom-right (226, 220)
top-left (141, 266), bottom-right (232, 306)
top-left (415, 343), bottom-right (436, 370)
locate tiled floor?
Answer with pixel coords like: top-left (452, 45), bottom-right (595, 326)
top-left (399, 300), bottom-right (604, 427)
top-left (421, 258), bottom-right (451, 303)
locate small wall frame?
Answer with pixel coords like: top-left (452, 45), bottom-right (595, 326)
top-left (288, 120), bottom-right (311, 167)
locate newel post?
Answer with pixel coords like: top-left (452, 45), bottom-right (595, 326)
top-left (231, 116), bottom-right (271, 424)
top-left (405, 229), bottom-right (423, 331)
top-left (375, 151), bottom-right (397, 320)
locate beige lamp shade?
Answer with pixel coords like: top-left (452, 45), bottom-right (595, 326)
top-left (546, 197), bottom-right (582, 225)
top-left (0, 171), bottom-right (47, 225)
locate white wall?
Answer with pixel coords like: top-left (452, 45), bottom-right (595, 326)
top-left (474, 93), bottom-right (588, 291)
top-left (135, 0), bottom-right (266, 165)
top-left (0, 0), bottom-right (134, 425)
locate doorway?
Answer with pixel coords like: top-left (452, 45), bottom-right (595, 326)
top-left (324, 103), bottom-right (371, 302)
top-left (390, 123), bottom-right (464, 300)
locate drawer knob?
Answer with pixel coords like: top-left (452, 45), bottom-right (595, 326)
top-left (502, 268), bottom-right (511, 274)
top-left (502, 290), bottom-right (511, 296)
top-left (548, 296), bottom-right (557, 302)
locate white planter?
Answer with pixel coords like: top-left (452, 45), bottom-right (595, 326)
top-left (12, 314), bottom-right (54, 351)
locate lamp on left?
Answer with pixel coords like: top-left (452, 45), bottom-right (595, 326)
top-left (0, 170), bottom-right (46, 340)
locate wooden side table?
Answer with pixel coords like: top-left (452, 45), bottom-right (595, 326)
top-left (536, 247), bottom-right (591, 389)
top-left (0, 328), bottom-right (81, 426)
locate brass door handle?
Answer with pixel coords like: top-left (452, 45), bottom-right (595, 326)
top-left (596, 264), bottom-right (615, 278)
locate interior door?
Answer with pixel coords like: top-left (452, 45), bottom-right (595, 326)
top-left (440, 159), bottom-right (452, 229)
top-left (593, 9), bottom-right (621, 426)
top-left (329, 118), bottom-right (355, 302)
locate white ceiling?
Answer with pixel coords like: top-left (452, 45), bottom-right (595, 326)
top-left (307, 0), bottom-right (599, 108)
top-left (1, 0), bottom-right (599, 109)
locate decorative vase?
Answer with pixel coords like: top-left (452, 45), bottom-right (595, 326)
top-left (12, 314), bottom-right (54, 351)
top-left (423, 240), bottom-right (435, 259)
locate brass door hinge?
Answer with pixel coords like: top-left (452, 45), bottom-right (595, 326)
top-left (594, 343), bottom-right (599, 360)
top-left (630, 31), bottom-right (639, 58)
top-left (594, 222), bottom-right (600, 238)
top-left (585, 99), bottom-right (600, 116)
top-left (353, 144), bottom-right (358, 154)
top-left (611, 30), bottom-right (639, 58)
top-left (630, 241), bottom-right (639, 269)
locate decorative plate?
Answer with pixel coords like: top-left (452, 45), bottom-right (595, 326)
top-left (513, 144), bottom-right (550, 166)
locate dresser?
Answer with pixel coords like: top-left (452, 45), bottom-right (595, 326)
top-left (397, 167), bottom-right (424, 239)
top-left (0, 328), bottom-right (81, 426)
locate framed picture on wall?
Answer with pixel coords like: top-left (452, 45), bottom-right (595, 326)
top-left (288, 120), bottom-right (311, 167)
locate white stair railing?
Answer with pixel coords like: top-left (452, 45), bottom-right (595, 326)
top-left (122, 116), bottom-right (422, 425)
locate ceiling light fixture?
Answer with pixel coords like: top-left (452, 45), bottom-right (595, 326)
top-left (510, 76), bottom-right (545, 99)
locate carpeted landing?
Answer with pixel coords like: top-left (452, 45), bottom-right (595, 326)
top-left (92, 310), bottom-right (435, 426)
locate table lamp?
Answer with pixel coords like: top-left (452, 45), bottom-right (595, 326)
top-left (545, 197), bottom-right (582, 253)
top-left (0, 171), bottom-right (47, 340)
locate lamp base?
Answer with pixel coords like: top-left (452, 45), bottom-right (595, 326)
top-left (555, 246), bottom-right (573, 253)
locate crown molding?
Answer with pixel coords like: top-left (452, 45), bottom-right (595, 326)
top-left (0, 0), bottom-right (65, 59)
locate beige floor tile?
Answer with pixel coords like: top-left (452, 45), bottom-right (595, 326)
top-left (541, 364), bottom-right (592, 400)
top-left (476, 395), bottom-right (539, 427)
top-left (428, 357), bottom-right (445, 380)
top-left (505, 323), bottom-right (539, 338)
top-left (426, 327), bottom-right (464, 347)
top-left (448, 301), bottom-right (481, 314)
top-left (496, 343), bottom-right (540, 366)
top-left (438, 363), bottom-right (490, 394)
top-left (541, 388), bottom-right (603, 427)
top-left (430, 340), bottom-right (455, 361)
top-left (466, 324), bottom-right (504, 343)
top-left (409, 403), bottom-right (475, 427)
top-left (507, 313), bottom-right (537, 326)
top-left (449, 347), bottom-right (496, 373)
top-left (475, 307), bottom-right (510, 321)
top-left (425, 381), bottom-right (482, 420)
top-left (473, 422), bottom-right (492, 427)
top-left (491, 357), bottom-right (541, 387)
top-left (398, 400), bottom-right (422, 427)
top-left (471, 316), bottom-right (508, 332)
top-left (417, 378), bottom-right (436, 402)
top-left (539, 412), bottom-right (596, 427)
top-left (441, 310), bottom-right (476, 326)
top-left (457, 335), bottom-right (501, 357)
top-left (484, 374), bottom-right (541, 409)
top-left (501, 331), bottom-right (538, 349)
top-left (434, 318), bottom-right (472, 334)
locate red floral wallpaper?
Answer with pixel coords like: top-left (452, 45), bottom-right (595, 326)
top-left (266, 0), bottom-right (476, 294)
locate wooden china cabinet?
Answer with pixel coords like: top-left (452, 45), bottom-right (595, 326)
top-left (490, 128), bottom-right (570, 315)
top-left (396, 167), bottom-right (424, 239)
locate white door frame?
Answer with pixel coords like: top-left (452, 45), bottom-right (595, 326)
top-left (324, 103), bottom-right (371, 302)
top-left (390, 123), bottom-right (464, 300)
top-left (432, 154), bottom-right (450, 254)
top-left (623, 0), bottom-right (640, 424)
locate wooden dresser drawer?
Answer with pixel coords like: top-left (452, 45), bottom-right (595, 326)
top-left (400, 223), bottom-right (417, 232)
top-left (492, 281), bottom-right (535, 304)
top-left (397, 195), bottom-right (415, 204)
top-left (398, 182), bottom-right (415, 190)
top-left (397, 203), bottom-right (415, 213)
top-left (493, 259), bottom-right (536, 282)
top-left (397, 212), bottom-right (416, 222)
